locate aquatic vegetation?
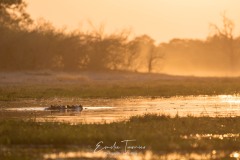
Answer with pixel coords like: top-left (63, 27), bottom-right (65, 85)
top-left (1, 114), bottom-right (240, 159)
top-left (0, 114), bottom-right (240, 149)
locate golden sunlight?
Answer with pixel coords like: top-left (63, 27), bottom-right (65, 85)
top-left (2, 1), bottom-right (240, 159)
top-left (26, 0), bottom-right (240, 43)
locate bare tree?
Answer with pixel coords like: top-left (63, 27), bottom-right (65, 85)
top-left (209, 13), bottom-right (237, 73)
top-left (147, 45), bottom-right (164, 73)
top-left (127, 35), bottom-right (164, 73)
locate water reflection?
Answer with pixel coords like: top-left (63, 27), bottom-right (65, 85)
top-left (219, 95), bottom-right (240, 104)
top-left (43, 150), bottom-right (240, 160)
top-left (3, 95), bottom-right (240, 124)
top-left (230, 152), bottom-right (240, 159)
top-left (181, 133), bottom-right (240, 140)
top-left (43, 150), bottom-right (155, 160)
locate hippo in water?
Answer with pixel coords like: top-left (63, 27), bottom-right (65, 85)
top-left (45, 104), bottom-right (83, 111)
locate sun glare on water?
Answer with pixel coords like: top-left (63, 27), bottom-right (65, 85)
top-left (219, 95), bottom-right (240, 104)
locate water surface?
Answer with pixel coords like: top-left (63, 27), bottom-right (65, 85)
top-left (1, 95), bottom-right (240, 123)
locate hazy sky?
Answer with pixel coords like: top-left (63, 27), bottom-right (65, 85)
top-left (26, 0), bottom-right (240, 43)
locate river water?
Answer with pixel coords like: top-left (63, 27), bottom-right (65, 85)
top-left (1, 95), bottom-right (240, 159)
top-left (2, 95), bottom-right (240, 124)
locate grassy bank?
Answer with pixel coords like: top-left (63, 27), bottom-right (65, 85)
top-left (1, 114), bottom-right (240, 152)
top-left (1, 72), bottom-right (240, 101)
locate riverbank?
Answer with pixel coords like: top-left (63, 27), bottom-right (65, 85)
top-left (0, 114), bottom-right (240, 159)
top-left (1, 71), bottom-right (240, 101)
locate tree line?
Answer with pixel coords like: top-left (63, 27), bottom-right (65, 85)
top-left (0, 0), bottom-right (164, 72)
top-left (0, 0), bottom-right (239, 76)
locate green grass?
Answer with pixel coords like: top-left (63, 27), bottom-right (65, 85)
top-left (1, 76), bottom-right (240, 101)
top-left (1, 114), bottom-right (240, 159)
top-left (1, 114), bottom-right (240, 152)
top-left (1, 72), bottom-right (240, 159)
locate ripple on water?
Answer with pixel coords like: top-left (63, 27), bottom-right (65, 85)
top-left (43, 150), bottom-right (240, 160)
top-left (3, 95), bottom-right (240, 124)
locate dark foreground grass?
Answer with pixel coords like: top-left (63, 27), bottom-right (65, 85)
top-left (1, 114), bottom-right (240, 152)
